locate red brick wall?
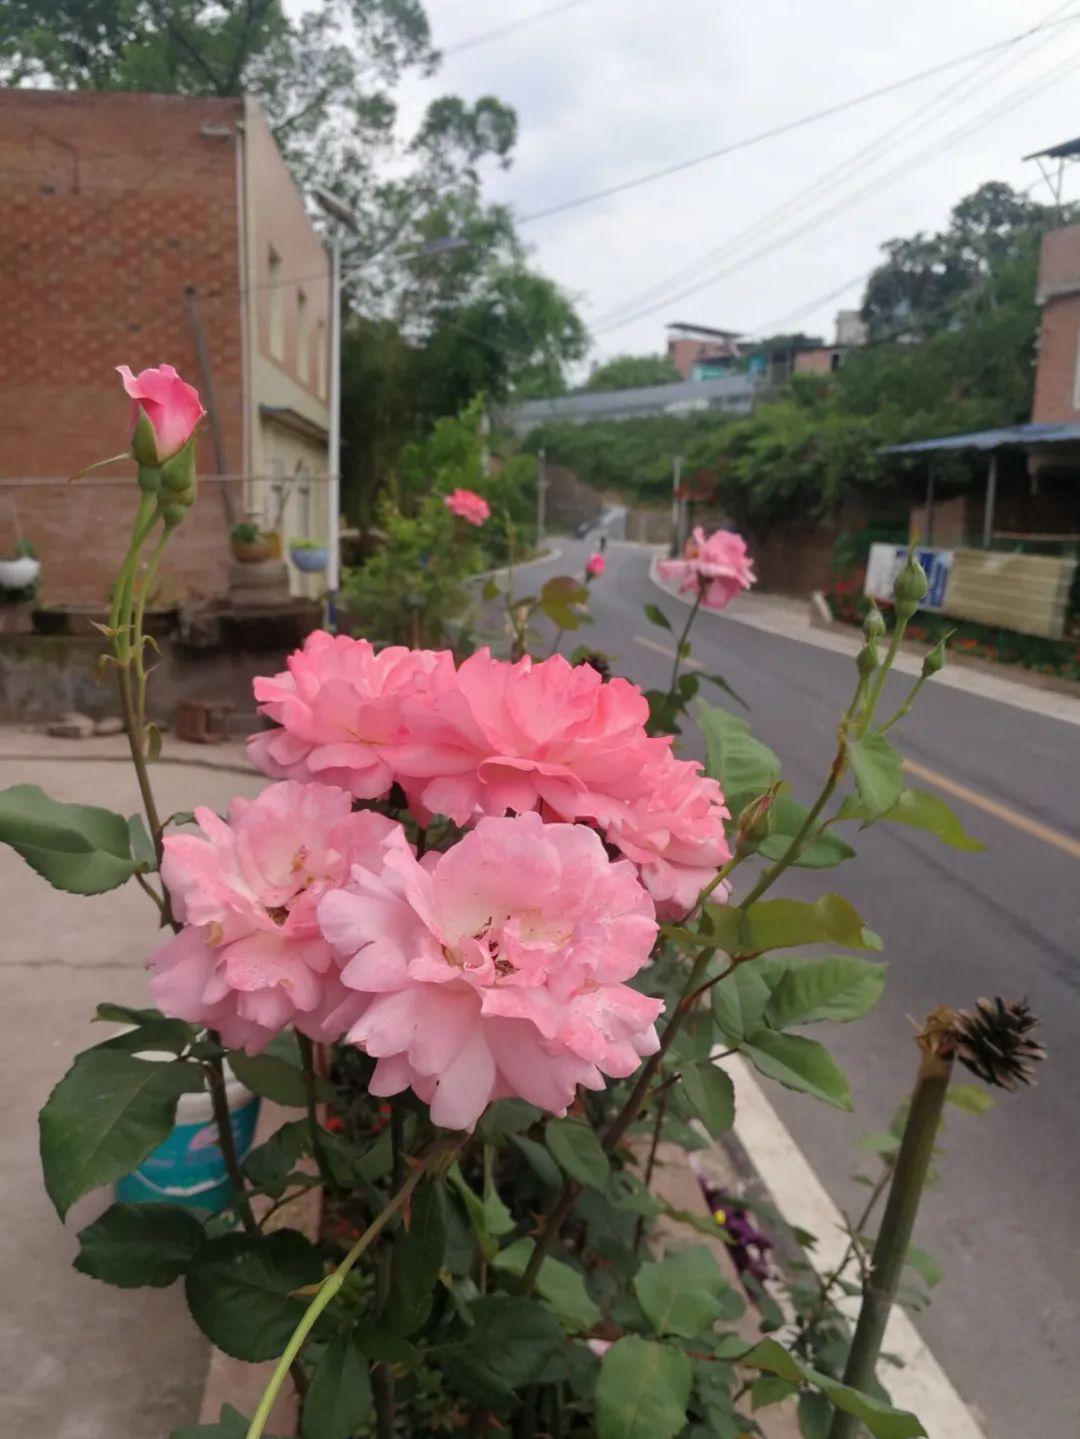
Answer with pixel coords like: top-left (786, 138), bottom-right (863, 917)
top-left (1032, 224), bottom-right (1080, 424)
top-left (0, 89), bottom-right (244, 604)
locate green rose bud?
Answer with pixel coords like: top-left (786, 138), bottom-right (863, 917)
top-left (131, 407), bottom-right (160, 468)
top-left (137, 465), bottom-right (162, 496)
top-left (161, 502), bottom-right (189, 529)
top-left (893, 550), bottom-right (929, 620)
top-left (736, 792), bottom-right (773, 847)
top-left (856, 641), bottom-right (878, 679)
top-left (922, 636), bottom-right (948, 678)
top-left (863, 602), bottom-right (886, 643)
top-left (160, 437), bottom-right (196, 496)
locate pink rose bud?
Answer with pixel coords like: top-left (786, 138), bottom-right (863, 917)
top-left (444, 488), bottom-right (491, 526)
top-left (586, 553), bottom-right (605, 579)
top-left (116, 364), bottom-right (205, 465)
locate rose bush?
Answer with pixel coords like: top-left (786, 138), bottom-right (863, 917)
top-left (11, 366), bottom-right (1018, 1439)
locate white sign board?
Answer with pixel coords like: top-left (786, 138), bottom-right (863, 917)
top-left (864, 543), bottom-right (953, 613)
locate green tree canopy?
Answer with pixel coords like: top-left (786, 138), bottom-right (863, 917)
top-left (584, 354), bottom-right (680, 393)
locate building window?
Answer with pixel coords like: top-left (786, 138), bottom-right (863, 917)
top-left (1073, 328), bottom-right (1080, 411)
top-left (297, 289), bottom-right (310, 384)
top-left (268, 246), bottom-right (284, 361)
top-left (316, 319), bottom-right (327, 399)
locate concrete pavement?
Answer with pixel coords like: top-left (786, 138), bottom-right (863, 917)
top-left (522, 538), bottom-right (1080, 1439)
top-left (0, 737), bottom-right (264, 1439)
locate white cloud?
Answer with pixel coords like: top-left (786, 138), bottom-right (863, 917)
top-left (403, 0), bottom-right (1080, 360)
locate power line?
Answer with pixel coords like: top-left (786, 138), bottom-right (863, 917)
top-left (591, 43), bottom-right (1080, 337)
top-left (441, 0), bottom-right (593, 57)
top-left (590, 0), bottom-right (1077, 330)
top-left (517, 12), bottom-right (1080, 227)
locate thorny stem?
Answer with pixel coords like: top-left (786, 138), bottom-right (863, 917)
top-left (246, 1154), bottom-right (444, 1439)
top-left (633, 1084), bottom-right (670, 1254)
top-left (132, 526), bottom-right (169, 728)
top-left (878, 674), bottom-right (928, 735)
top-left (295, 1031), bottom-right (334, 1196)
top-left (796, 1169), bottom-right (891, 1355)
top-left (827, 1047), bottom-right (952, 1439)
top-left (858, 609), bottom-right (911, 739)
top-left (665, 584), bottom-right (703, 699)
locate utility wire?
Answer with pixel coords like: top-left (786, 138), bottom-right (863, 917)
top-left (591, 44), bottom-right (1080, 337)
top-left (590, 0), bottom-right (1077, 330)
top-left (442, 0), bottom-right (593, 56)
top-left (517, 11), bottom-right (1080, 226)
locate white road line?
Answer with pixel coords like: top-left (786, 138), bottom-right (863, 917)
top-left (727, 1055), bottom-right (989, 1439)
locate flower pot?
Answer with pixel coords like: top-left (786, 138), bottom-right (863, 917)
top-left (231, 537), bottom-right (275, 564)
top-left (0, 556), bottom-right (40, 590)
top-left (290, 545), bottom-right (329, 574)
top-left (114, 1054), bottom-right (260, 1212)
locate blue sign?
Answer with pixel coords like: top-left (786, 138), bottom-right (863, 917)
top-left (897, 546), bottom-right (951, 610)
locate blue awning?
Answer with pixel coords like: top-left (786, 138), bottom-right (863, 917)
top-left (879, 421), bottom-right (1080, 456)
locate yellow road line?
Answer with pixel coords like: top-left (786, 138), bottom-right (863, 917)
top-left (635, 634), bottom-right (703, 670)
top-left (902, 758), bottom-right (1080, 861)
top-left (636, 635), bottom-right (1080, 860)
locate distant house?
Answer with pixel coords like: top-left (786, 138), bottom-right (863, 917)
top-left (665, 322), bottom-right (745, 380)
top-left (0, 89), bottom-right (331, 605)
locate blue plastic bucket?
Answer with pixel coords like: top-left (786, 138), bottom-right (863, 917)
top-left (115, 1059), bottom-right (261, 1213)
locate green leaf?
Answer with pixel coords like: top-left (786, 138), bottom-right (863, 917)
top-left (884, 789), bottom-right (985, 851)
top-left (765, 956), bottom-right (887, 1028)
top-left (634, 1245), bottom-right (740, 1337)
top-left (595, 1336), bottom-right (692, 1439)
top-left (680, 1061), bottom-right (735, 1137)
top-left (95, 1001), bottom-right (162, 1025)
top-left (353, 1323), bottom-right (421, 1367)
top-left (39, 1050), bottom-right (204, 1219)
top-left (509, 1133), bottom-right (563, 1189)
top-left (698, 701), bottom-right (781, 799)
top-left (546, 1117), bottom-right (610, 1190)
top-left (127, 813), bottom-right (157, 871)
top-left (74, 1202), bottom-right (205, 1287)
top-left (758, 796), bottom-right (855, 868)
top-left (94, 1017), bottom-right (194, 1056)
top-left (711, 961), bottom-right (784, 1045)
top-left (184, 1230), bottom-right (323, 1362)
top-left (752, 1374), bottom-right (799, 1409)
top-left (846, 734), bottom-right (904, 824)
top-left (438, 1295), bottom-right (565, 1408)
top-left (708, 893), bottom-right (877, 957)
top-left (226, 1050), bottom-right (308, 1107)
top-left (0, 784), bottom-right (141, 894)
top-left (945, 1083), bottom-right (995, 1114)
top-left (447, 1163), bottom-right (511, 1261)
top-left (243, 1120), bottom-right (310, 1198)
top-left (742, 1032), bottom-right (852, 1110)
top-left (745, 1338), bottom-right (926, 1438)
top-left (492, 1238), bottom-right (601, 1331)
top-left (170, 1405), bottom-right (288, 1439)
top-left (798, 1390), bottom-right (833, 1439)
top-left (906, 1245), bottom-right (943, 1289)
top-left (301, 1330), bottom-right (373, 1439)
top-left (146, 721), bottom-right (163, 762)
top-left (702, 671), bottom-right (749, 710)
top-left (482, 576), bottom-right (500, 601)
top-left (644, 602), bottom-right (672, 630)
top-left (477, 1098), bottom-right (542, 1140)
top-left (386, 1181), bottom-right (447, 1336)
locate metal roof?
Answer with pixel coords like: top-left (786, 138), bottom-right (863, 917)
top-left (1023, 135), bottom-right (1080, 162)
top-left (879, 421), bottom-right (1080, 456)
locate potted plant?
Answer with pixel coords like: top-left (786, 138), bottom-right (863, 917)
top-left (0, 537), bottom-right (40, 592)
top-left (230, 521), bottom-right (274, 564)
top-left (289, 537), bottom-right (329, 573)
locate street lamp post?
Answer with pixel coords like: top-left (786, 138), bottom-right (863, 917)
top-left (312, 188), bottom-right (467, 627)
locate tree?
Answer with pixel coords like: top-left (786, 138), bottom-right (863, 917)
top-left (584, 354), bottom-right (679, 393)
top-left (861, 181), bottom-right (1055, 340)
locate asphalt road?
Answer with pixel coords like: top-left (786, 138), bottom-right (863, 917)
top-left (509, 538), bottom-right (1080, 1439)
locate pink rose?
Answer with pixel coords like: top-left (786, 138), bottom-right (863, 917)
top-left (386, 649), bottom-right (657, 829)
top-left (318, 811), bottom-right (661, 1131)
top-left (117, 363), bottom-right (205, 463)
top-left (444, 488), bottom-right (491, 526)
top-left (247, 632), bottom-right (456, 801)
top-left (604, 750), bottom-right (731, 919)
top-left (148, 781), bottom-right (405, 1052)
top-left (658, 526), bottom-right (755, 610)
top-left (586, 553), bottom-right (605, 579)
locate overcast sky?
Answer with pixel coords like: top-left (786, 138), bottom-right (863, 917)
top-left (395, 0), bottom-right (1080, 366)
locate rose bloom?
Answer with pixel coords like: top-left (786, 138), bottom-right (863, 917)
top-left (658, 526), bottom-right (755, 610)
top-left (247, 632), bottom-right (455, 800)
top-left (318, 811), bottom-right (661, 1130)
top-left (386, 649), bottom-right (656, 828)
top-left (117, 363), bottom-right (205, 462)
top-left (585, 553), bottom-right (605, 579)
top-left (604, 749), bottom-right (731, 919)
top-left (444, 488), bottom-right (491, 526)
top-left (149, 781), bottom-right (404, 1052)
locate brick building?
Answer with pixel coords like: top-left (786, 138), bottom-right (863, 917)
top-left (0, 89), bottom-right (331, 606)
top-left (1033, 221), bottom-right (1080, 424)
